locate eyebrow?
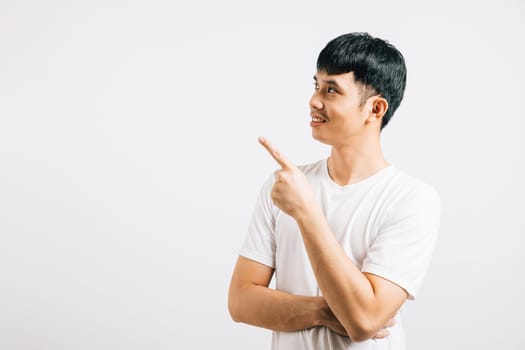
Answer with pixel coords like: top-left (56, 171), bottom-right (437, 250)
top-left (313, 75), bottom-right (341, 88)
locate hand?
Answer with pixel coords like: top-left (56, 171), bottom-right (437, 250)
top-left (258, 136), bottom-right (317, 219)
top-left (317, 298), bottom-right (349, 337)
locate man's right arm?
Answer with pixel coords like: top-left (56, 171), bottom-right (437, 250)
top-left (228, 256), bottom-right (345, 334)
top-left (229, 256), bottom-right (395, 339)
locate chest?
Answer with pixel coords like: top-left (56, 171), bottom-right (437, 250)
top-left (274, 185), bottom-right (388, 268)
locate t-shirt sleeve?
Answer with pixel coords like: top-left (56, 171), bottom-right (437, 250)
top-left (362, 182), bottom-right (441, 300)
top-left (238, 174), bottom-right (277, 268)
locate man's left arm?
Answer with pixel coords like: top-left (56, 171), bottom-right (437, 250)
top-left (258, 137), bottom-right (413, 342)
top-left (295, 206), bottom-right (408, 342)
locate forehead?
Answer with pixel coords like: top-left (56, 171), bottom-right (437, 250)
top-left (314, 71), bottom-right (359, 90)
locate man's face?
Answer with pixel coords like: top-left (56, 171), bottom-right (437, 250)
top-left (309, 71), bottom-right (374, 146)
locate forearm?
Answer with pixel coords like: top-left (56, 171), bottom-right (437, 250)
top-left (229, 284), bottom-right (324, 332)
top-left (295, 206), bottom-right (386, 340)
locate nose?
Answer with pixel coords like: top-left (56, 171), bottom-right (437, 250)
top-left (309, 91), bottom-right (323, 110)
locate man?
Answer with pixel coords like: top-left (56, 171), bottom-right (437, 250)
top-left (228, 32), bottom-right (441, 349)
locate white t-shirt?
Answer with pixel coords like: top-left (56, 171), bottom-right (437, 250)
top-left (239, 158), bottom-right (441, 350)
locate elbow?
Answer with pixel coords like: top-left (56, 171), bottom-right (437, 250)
top-left (349, 329), bottom-right (374, 343)
top-left (227, 290), bottom-right (242, 323)
top-left (228, 303), bottom-right (242, 323)
top-left (345, 319), bottom-right (380, 343)
top-left (349, 329), bottom-right (376, 343)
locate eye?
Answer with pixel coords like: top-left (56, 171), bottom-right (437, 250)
top-left (313, 82), bottom-right (320, 90)
top-left (327, 86), bottom-right (337, 94)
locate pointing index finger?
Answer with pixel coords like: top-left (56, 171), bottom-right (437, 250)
top-left (258, 136), bottom-right (294, 169)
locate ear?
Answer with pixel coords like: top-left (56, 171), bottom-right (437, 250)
top-left (366, 96), bottom-right (388, 125)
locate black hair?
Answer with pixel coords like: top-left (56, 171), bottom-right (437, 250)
top-left (316, 32), bottom-right (407, 130)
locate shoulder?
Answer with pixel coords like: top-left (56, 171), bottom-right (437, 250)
top-left (389, 167), bottom-right (440, 201)
top-left (384, 167), bottom-right (441, 216)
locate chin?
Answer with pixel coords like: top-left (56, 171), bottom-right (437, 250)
top-left (312, 132), bottom-right (333, 146)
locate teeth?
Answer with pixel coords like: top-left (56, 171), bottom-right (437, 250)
top-left (312, 117), bottom-right (325, 123)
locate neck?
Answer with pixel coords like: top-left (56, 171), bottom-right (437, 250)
top-left (327, 133), bottom-right (389, 186)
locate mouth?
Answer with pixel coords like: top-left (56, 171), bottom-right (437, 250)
top-left (311, 116), bottom-right (327, 123)
top-left (310, 112), bottom-right (328, 125)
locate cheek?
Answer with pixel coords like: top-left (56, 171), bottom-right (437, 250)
top-left (336, 109), bottom-right (364, 135)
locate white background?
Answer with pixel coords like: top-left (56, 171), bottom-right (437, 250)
top-left (0, 0), bottom-right (523, 349)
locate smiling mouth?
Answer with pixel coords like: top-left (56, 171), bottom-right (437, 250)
top-left (311, 116), bottom-right (327, 123)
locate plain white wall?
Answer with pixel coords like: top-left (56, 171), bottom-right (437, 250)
top-left (0, 0), bottom-right (523, 349)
